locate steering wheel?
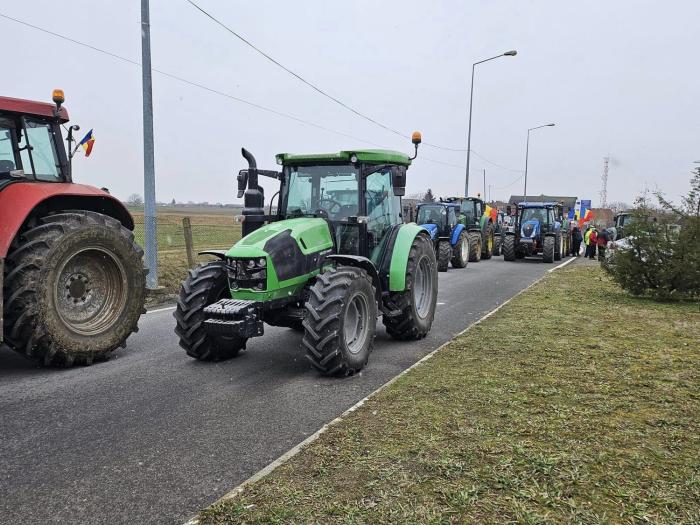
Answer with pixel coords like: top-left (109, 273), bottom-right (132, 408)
top-left (317, 198), bottom-right (342, 217)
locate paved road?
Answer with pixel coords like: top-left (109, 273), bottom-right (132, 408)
top-left (0, 257), bottom-right (557, 524)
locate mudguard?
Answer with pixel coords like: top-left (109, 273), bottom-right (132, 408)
top-left (420, 223), bottom-right (438, 239)
top-left (388, 223), bottom-right (429, 292)
top-left (327, 254), bottom-right (381, 302)
top-left (450, 223), bottom-right (465, 246)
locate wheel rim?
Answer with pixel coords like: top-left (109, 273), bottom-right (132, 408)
top-left (460, 237), bottom-right (468, 260)
top-left (487, 234), bottom-right (493, 252)
top-left (344, 292), bottom-right (370, 355)
top-left (54, 247), bottom-right (128, 336)
top-left (413, 256), bottom-right (433, 319)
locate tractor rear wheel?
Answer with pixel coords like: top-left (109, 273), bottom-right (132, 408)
top-left (482, 223), bottom-right (494, 259)
top-left (542, 236), bottom-right (555, 263)
top-left (451, 231), bottom-right (469, 268)
top-left (554, 233), bottom-right (563, 261)
top-left (468, 231), bottom-right (482, 262)
top-left (493, 235), bottom-right (502, 257)
top-left (174, 260), bottom-right (247, 361)
top-left (383, 234), bottom-right (437, 341)
top-left (3, 211), bottom-right (146, 366)
top-left (303, 266), bottom-right (377, 376)
top-left (437, 240), bottom-right (451, 272)
top-left (503, 235), bottom-right (517, 262)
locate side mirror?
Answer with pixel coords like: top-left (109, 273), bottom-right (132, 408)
top-left (391, 166), bottom-right (406, 196)
top-left (237, 169), bottom-right (248, 198)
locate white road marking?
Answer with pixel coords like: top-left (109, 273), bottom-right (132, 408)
top-left (549, 256), bottom-right (577, 272)
top-left (146, 305), bottom-right (176, 314)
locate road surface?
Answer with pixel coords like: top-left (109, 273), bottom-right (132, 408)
top-left (0, 257), bottom-right (557, 524)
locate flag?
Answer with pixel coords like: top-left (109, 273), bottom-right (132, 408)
top-left (78, 129), bottom-right (95, 157)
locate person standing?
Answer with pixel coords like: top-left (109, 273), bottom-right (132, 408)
top-left (584, 225), bottom-right (593, 258)
top-left (588, 227), bottom-right (598, 259)
top-left (597, 227), bottom-right (609, 261)
top-left (571, 226), bottom-right (583, 256)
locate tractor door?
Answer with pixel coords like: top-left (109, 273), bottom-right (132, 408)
top-left (364, 167), bottom-right (402, 263)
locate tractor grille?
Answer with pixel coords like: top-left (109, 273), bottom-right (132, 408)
top-left (522, 223), bottom-right (535, 237)
top-left (227, 257), bottom-right (267, 291)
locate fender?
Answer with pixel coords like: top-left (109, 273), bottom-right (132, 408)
top-left (0, 182), bottom-right (134, 258)
top-left (326, 254), bottom-right (381, 302)
top-left (388, 223), bottom-right (428, 292)
top-left (420, 222), bottom-right (438, 239)
top-left (450, 223), bottom-right (465, 246)
top-left (198, 250), bottom-right (228, 259)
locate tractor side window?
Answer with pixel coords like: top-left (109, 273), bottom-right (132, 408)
top-left (19, 120), bottom-right (61, 182)
top-left (0, 124), bottom-right (16, 175)
top-left (285, 171), bottom-right (313, 216)
top-left (365, 169), bottom-right (401, 260)
top-left (448, 207), bottom-right (457, 227)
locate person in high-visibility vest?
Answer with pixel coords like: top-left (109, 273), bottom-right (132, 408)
top-left (584, 225), bottom-right (595, 258)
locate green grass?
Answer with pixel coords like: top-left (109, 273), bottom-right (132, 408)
top-left (198, 265), bottom-right (700, 524)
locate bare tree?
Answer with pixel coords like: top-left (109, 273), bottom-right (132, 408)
top-left (127, 193), bottom-right (143, 205)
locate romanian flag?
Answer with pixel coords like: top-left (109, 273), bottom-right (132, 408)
top-left (580, 209), bottom-right (594, 225)
top-left (78, 129), bottom-right (95, 157)
top-left (484, 204), bottom-right (498, 222)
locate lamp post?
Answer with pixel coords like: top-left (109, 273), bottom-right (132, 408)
top-left (523, 123), bottom-right (555, 201)
top-left (464, 50), bottom-right (517, 198)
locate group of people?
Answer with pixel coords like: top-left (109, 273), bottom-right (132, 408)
top-left (569, 224), bottom-right (609, 259)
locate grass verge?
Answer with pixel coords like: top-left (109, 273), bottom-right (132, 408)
top-left (198, 265), bottom-right (700, 524)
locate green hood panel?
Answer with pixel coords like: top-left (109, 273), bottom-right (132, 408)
top-left (227, 218), bottom-right (333, 257)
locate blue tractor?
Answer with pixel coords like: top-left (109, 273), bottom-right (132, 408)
top-left (502, 202), bottom-right (569, 263)
top-left (415, 202), bottom-right (469, 271)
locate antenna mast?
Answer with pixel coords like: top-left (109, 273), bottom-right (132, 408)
top-left (600, 156), bottom-right (609, 208)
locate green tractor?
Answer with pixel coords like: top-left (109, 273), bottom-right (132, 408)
top-left (174, 135), bottom-right (438, 376)
top-left (443, 196), bottom-right (495, 261)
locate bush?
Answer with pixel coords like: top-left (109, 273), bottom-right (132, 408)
top-left (603, 171), bottom-right (700, 301)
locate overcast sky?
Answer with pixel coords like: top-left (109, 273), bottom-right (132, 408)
top-left (4, 0), bottom-right (699, 206)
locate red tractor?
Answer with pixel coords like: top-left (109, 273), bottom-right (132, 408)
top-left (0, 91), bottom-right (146, 366)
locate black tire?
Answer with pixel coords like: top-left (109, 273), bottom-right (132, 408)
top-left (503, 234), bottom-right (516, 262)
top-left (468, 231), bottom-right (482, 262)
top-left (554, 233), bottom-right (562, 261)
top-left (451, 231), bottom-right (469, 268)
top-left (3, 211), bottom-right (146, 366)
top-left (437, 240), bottom-right (451, 272)
top-left (174, 261), bottom-right (247, 361)
top-left (481, 223), bottom-right (494, 260)
top-left (542, 236), bottom-right (555, 263)
top-left (303, 266), bottom-right (377, 376)
top-left (383, 234), bottom-right (438, 341)
top-left (493, 235), bottom-right (502, 257)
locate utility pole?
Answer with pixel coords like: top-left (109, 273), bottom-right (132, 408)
top-left (483, 169), bottom-right (486, 200)
top-left (141, 0), bottom-right (158, 289)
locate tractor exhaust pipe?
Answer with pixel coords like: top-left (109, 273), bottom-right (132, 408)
top-left (239, 148), bottom-right (265, 237)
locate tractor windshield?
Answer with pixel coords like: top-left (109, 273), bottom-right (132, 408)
top-left (417, 205), bottom-right (447, 226)
top-left (19, 119), bottom-right (62, 182)
top-left (521, 208), bottom-right (548, 224)
top-left (0, 124), bottom-right (16, 176)
top-left (282, 165), bottom-right (359, 220)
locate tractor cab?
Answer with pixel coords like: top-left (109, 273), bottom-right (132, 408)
top-left (0, 91), bottom-right (72, 188)
top-left (415, 202), bottom-right (459, 239)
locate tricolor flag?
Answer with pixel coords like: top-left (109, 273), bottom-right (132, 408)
top-left (78, 129), bottom-right (95, 157)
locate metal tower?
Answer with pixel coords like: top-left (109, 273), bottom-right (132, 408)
top-left (600, 156), bottom-right (609, 208)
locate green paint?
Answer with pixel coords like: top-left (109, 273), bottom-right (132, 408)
top-left (276, 149), bottom-right (411, 167)
top-left (389, 223), bottom-right (427, 291)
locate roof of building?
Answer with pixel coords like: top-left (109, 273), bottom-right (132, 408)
top-left (509, 194), bottom-right (578, 209)
top-left (276, 149), bottom-right (411, 166)
top-left (0, 96), bottom-right (69, 122)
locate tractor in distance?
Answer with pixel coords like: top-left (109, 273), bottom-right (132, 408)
top-left (0, 91), bottom-right (146, 366)
top-left (443, 196), bottom-right (495, 262)
top-left (502, 201), bottom-right (568, 263)
top-left (610, 211), bottom-right (634, 240)
top-left (414, 201), bottom-right (469, 271)
top-left (174, 133), bottom-right (439, 376)
top-left (492, 209), bottom-right (510, 256)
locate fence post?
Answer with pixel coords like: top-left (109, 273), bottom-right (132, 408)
top-left (182, 217), bottom-right (195, 268)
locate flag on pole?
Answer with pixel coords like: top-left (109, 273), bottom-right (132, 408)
top-left (78, 129), bottom-right (95, 157)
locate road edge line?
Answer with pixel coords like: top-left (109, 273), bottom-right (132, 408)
top-left (549, 256), bottom-right (577, 272)
top-left (183, 262), bottom-right (571, 525)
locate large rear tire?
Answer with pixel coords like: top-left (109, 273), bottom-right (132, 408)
top-left (3, 211), bottom-right (146, 366)
top-left (451, 231), bottom-right (469, 268)
top-left (493, 235), bottom-right (502, 257)
top-left (383, 234), bottom-right (438, 341)
top-left (554, 233), bottom-right (563, 261)
top-left (303, 266), bottom-right (377, 376)
top-left (481, 223), bottom-right (494, 260)
top-left (503, 235), bottom-right (516, 262)
top-left (542, 236), bottom-right (555, 263)
top-left (437, 240), bottom-right (451, 272)
top-left (468, 231), bottom-right (482, 262)
top-left (174, 261), bottom-right (247, 361)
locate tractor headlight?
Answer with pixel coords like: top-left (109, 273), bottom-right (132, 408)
top-left (227, 257), bottom-right (267, 291)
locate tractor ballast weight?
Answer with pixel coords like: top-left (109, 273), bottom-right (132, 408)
top-left (175, 135), bottom-right (439, 376)
top-left (0, 93), bottom-right (146, 365)
top-left (415, 202), bottom-right (469, 271)
top-left (502, 202), bottom-right (568, 263)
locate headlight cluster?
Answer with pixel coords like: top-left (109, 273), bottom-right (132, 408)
top-left (227, 257), bottom-right (267, 291)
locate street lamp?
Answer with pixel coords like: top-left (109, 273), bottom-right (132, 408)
top-left (464, 50), bottom-right (517, 197)
top-left (523, 123), bottom-right (555, 201)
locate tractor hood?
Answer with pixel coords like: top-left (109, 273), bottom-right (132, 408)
top-left (521, 219), bottom-right (541, 239)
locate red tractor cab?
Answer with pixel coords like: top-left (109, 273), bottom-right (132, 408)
top-left (0, 91), bottom-right (146, 366)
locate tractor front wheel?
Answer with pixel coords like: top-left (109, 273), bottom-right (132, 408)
top-left (303, 266), bottom-right (377, 376)
top-left (468, 231), bottom-right (482, 262)
top-left (174, 261), bottom-right (247, 361)
top-left (493, 235), bottom-right (502, 257)
top-left (554, 233), bottom-right (563, 261)
top-left (3, 211), bottom-right (146, 366)
top-left (383, 234), bottom-right (437, 341)
top-left (437, 240), bottom-right (451, 272)
top-left (503, 235), bottom-right (517, 262)
top-left (451, 231), bottom-right (469, 268)
top-left (542, 236), bottom-right (555, 263)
